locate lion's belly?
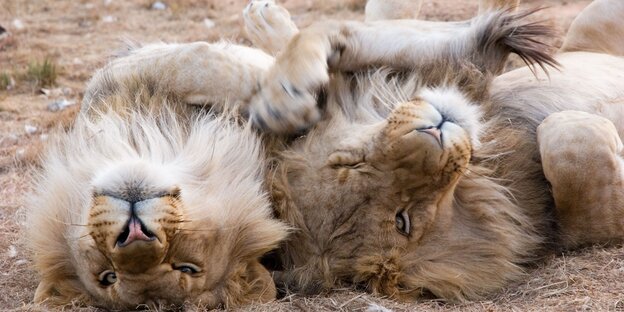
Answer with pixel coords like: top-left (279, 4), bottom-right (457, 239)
top-left (484, 52), bottom-right (624, 246)
top-left (492, 52), bottom-right (624, 135)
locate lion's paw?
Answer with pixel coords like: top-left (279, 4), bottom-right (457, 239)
top-left (243, 0), bottom-right (298, 55)
top-left (538, 110), bottom-right (623, 156)
top-left (249, 75), bottom-right (321, 134)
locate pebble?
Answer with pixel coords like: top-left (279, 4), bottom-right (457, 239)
top-left (47, 99), bottom-right (76, 112)
top-left (102, 15), bottom-right (116, 23)
top-left (152, 1), bottom-right (167, 10)
top-left (0, 133), bottom-right (18, 147)
top-left (12, 19), bottom-right (24, 30)
top-left (366, 304), bottom-right (392, 312)
top-left (24, 124), bottom-right (38, 135)
top-left (14, 259), bottom-right (28, 266)
top-left (203, 18), bottom-right (216, 28)
top-left (6, 245), bottom-right (17, 258)
top-left (40, 87), bottom-right (72, 97)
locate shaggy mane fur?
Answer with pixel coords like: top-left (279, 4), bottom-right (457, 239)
top-left (26, 78), bottom-right (288, 308)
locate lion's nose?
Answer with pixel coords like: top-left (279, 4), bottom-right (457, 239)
top-left (111, 210), bottom-right (165, 274)
top-left (417, 126), bottom-right (443, 148)
top-left (116, 215), bottom-right (157, 247)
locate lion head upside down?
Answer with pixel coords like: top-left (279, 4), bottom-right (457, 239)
top-left (26, 49), bottom-right (288, 308)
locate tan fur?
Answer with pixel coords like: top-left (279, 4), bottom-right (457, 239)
top-left (248, 7), bottom-right (557, 133)
top-left (537, 111), bottom-right (624, 247)
top-left (365, 0), bottom-right (423, 21)
top-left (26, 41), bottom-right (288, 309)
top-left (560, 0), bottom-right (624, 56)
top-left (242, 0), bottom-right (624, 302)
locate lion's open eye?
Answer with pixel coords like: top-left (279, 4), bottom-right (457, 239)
top-left (98, 270), bottom-right (117, 286)
top-left (173, 263), bottom-right (201, 274)
top-left (395, 210), bottom-right (411, 236)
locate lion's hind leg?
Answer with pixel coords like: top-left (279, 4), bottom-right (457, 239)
top-left (537, 110), bottom-right (624, 248)
top-left (243, 0), bottom-right (299, 56)
top-left (561, 0), bottom-right (624, 56)
top-left (364, 0), bottom-right (423, 21)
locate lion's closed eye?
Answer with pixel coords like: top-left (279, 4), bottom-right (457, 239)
top-left (327, 150), bottom-right (365, 169)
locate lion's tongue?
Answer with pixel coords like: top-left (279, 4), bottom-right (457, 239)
top-left (121, 217), bottom-right (152, 246)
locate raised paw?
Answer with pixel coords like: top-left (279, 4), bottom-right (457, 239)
top-left (249, 77), bottom-right (321, 134)
top-left (249, 31), bottom-right (333, 134)
top-left (243, 0), bottom-right (299, 55)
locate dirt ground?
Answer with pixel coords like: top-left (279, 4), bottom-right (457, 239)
top-left (3, 0), bottom-right (624, 311)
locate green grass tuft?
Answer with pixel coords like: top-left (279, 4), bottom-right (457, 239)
top-left (26, 58), bottom-right (58, 88)
top-left (0, 72), bottom-right (11, 90)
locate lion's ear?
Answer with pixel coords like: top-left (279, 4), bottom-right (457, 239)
top-left (224, 260), bottom-right (278, 306)
top-left (244, 261), bottom-right (278, 302)
top-left (233, 219), bottom-right (288, 261)
top-left (34, 276), bottom-right (89, 307)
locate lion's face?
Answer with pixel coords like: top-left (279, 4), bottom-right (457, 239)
top-left (63, 163), bottom-right (276, 308)
top-left (272, 87), bottom-right (482, 298)
top-left (28, 112), bottom-right (287, 309)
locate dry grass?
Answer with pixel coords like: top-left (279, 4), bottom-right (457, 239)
top-left (2, 0), bottom-right (623, 311)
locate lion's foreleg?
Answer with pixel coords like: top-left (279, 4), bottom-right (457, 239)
top-left (537, 110), bottom-right (624, 248)
top-left (83, 42), bottom-right (273, 114)
top-left (249, 12), bottom-right (556, 134)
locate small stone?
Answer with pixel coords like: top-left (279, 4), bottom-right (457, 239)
top-left (24, 124), bottom-right (38, 135)
top-left (102, 15), bottom-right (116, 23)
top-left (104, 0), bottom-right (113, 6)
top-left (47, 99), bottom-right (75, 112)
top-left (6, 245), bottom-right (17, 258)
top-left (40, 134), bottom-right (48, 141)
top-left (151, 1), bottom-right (167, 10)
top-left (203, 18), bottom-right (215, 28)
top-left (40, 87), bottom-right (73, 97)
top-left (14, 259), bottom-right (28, 266)
top-left (12, 19), bottom-right (24, 30)
top-left (0, 133), bottom-right (18, 148)
top-left (366, 304), bottom-right (392, 312)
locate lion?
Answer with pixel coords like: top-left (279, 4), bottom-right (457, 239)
top-left (25, 41), bottom-right (289, 309)
top-left (241, 0), bottom-right (624, 301)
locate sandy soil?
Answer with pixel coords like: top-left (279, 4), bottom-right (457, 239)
top-left (3, 0), bottom-right (623, 311)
